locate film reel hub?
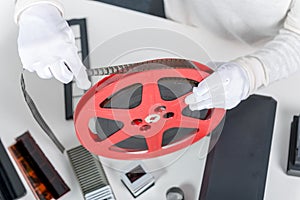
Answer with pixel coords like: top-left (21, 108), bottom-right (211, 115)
top-left (74, 59), bottom-right (225, 159)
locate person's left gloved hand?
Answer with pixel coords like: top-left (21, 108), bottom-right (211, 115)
top-left (17, 4), bottom-right (91, 89)
top-left (185, 62), bottom-right (250, 110)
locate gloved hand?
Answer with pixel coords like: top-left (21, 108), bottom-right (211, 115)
top-left (185, 62), bottom-right (250, 110)
top-left (17, 4), bottom-right (91, 89)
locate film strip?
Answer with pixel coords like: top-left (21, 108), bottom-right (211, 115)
top-left (65, 18), bottom-right (91, 120)
top-left (9, 132), bottom-right (70, 200)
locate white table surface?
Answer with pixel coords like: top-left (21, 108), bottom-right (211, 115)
top-left (1, 1), bottom-right (300, 200)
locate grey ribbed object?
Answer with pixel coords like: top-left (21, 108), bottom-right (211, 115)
top-left (67, 145), bottom-right (115, 200)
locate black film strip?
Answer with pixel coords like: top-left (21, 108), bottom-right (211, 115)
top-left (65, 18), bottom-right (90, 120)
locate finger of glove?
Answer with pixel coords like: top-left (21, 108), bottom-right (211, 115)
top-left (185, 91), bottom-right (211, 105)
top-left (23, 61), bottom-right (45, 73)
top-left (35, 67), bottom-right (53, 79)
top-left (193, 81), bottom-right (210, 96)
top-left (23, 65), bottom-right (35, 72)
top-left (189, 98), bottom-right (213, 111)
top-left (185, 80), bottom-right (210, 104)
top-left (74, 66), bottom-right (91, 90)
top-left (193, 72), bottom-right (222, 96)
top-left (49, 60), bottom-right (73, 84)
top-left (64, 48), bottom-right (91, 90)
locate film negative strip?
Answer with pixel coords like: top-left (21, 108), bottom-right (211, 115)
top-left (9, 132), bottom-right (70, 200)
top-left (67, 145), bottom-right (115, 200)
top-left (65, 18), bottom-right (91, 120)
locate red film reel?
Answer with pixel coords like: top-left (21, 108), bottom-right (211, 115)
top-left (74, 59), bottom-right (225, 159)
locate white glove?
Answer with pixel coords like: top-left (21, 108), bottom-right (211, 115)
top-left (185, 62), bottom-right (250, 110)
top-left (17, 4), bottom-right (91, 89)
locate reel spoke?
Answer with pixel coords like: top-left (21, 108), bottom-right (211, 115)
top-left (146, 134), bottom-right (163, 152)
top-left (141, 83), bottom-right (161, 107)
top-left (177, 116), bottom-right (204, 129)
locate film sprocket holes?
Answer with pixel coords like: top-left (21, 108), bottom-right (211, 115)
top-left (121, 161), bottom-right (155, 197)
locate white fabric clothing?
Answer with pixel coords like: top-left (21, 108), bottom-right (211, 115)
top-left (15, 0), bottom-right (300, 94)
top-left (14, 0), bottom-right (63, 23)
top-left (164, 0), bottom-right (300, 93)
top-left (164, 0), bottom-right (292, 44)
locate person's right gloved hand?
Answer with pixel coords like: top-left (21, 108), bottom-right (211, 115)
top-left (185, 62), bottom-right (250, 110)
top-left (17, 4), bottom-right (91, 89)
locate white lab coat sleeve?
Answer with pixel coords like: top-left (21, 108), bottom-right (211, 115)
top-left (14, 0), bottom-right (64, 23)
top-left (233, 0), bottom-right (300, 94)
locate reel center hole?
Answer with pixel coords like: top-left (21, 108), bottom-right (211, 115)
top-left (140, 125), bottom-right (151, 131)
top-left (132, 119), bottom-right (143, 126)
top-left (154, 106), bottom-right (166, 113)
top-left (163, 112), bottom-right (174, 119)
